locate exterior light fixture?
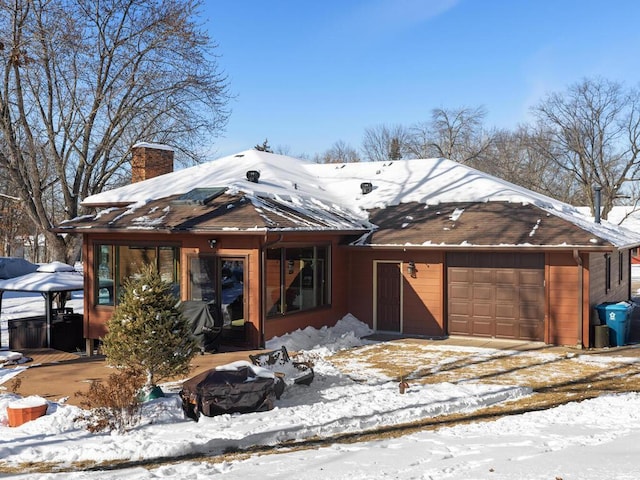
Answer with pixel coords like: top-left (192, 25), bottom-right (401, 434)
top-left (208, 239), bottom-right (218, 249)
top-left (407, 261), bottom-right (417, 278)
top-left (287, 259), bottom-right (295, 274)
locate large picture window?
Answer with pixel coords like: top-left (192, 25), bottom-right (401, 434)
top-left (95, 244), bottom-right (180, 306)
top-left (266, 245), bottom-right (329, 316)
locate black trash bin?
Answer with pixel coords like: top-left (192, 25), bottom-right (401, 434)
top-left (593, 324), bottom-right (610, 348)
top-left (51, 313), bottom-right (84, 352)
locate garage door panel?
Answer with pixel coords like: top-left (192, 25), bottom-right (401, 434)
top-left (520, 270), bottom-right (544, 285)
top-left (450, 284), bottom-right (472, 301)
top-left (495, 321), bottom-right (517, 338)
top-left (472, 302), bottom-right (493, 318)
top-left (448, 268), bottom-right (471, 283)
top-left (496, 270), bottom-right (516, 283)
top-left (519, 303), bottom-right (544, 321)
top-left (447, 253), bottom-right (544, 341)
top-left (449, 301), bottom-right (471, 316)
top-left (473, 285), bottom-right (494, 301)
top-left (496, 285), bottom-right (515, 301)
top-left (473, 269), bottom-right (494, 283)
top-left (519, 322), bottom-right (542, 340)
top-left (449, 318), bottom-right (471, 334)
top-left (496, 303), bottom-right (516, 318)
top-left (472, 320), bottom-right (493, 336)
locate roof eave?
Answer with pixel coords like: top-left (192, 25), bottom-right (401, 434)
top-left (347, 243), bottom-right (621, 252)
top-left (51, 226), bottom-right (369, 235)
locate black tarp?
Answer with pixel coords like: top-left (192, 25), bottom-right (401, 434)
top-left (180, 365), bottom-right (282, 420)
top-left (178, 300), bottom-right (222, 353)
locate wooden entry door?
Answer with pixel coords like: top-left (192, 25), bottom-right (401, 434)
top-left (376, 262), bottom-right (401, 332)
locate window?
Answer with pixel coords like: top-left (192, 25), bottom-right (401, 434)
top-left (188, 255), bottom-right (217, 302)
top-left (266, 245), bottom-right (329, 316)
top-left (605, 253), bottom-right (611, 293)
top-left (619, 251), bottom-right (624, 284)
top-left (95, 244), bottom-right (180, 306)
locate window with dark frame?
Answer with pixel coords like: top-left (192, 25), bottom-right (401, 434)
top-left (605, 253), bottom-right (611, 293)
top-left (618, 251), bottom-right (624, 284)
top-left (94, 243), bottom-right (180, 306)
top-left (266, 245), bottom-right (329, 317)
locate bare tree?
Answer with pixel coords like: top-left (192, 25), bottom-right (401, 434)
top-left (408, 106), bottom-right (493, 165)
top-left (315, 140), bottom-right (361, 163)
top-left (531, 77), bottom-right (640, 218)
top-left (361, 124), bottom-right (413, 162)
top-left (0, 0), bottom-right (229, 262)
top-left (482, 127), bottom-right (585, 204)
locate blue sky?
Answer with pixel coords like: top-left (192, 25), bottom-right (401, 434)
top-left (203, 0), bottom-right (640, 158)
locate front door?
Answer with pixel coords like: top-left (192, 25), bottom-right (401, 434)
top-left (376, 262), bottom-right (401, 332)
top-left (220, 258), bottom-right (246, 343)
top-left (188, 255), bottom-right (247, 344)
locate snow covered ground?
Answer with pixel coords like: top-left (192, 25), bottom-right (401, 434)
top-left (1, 293), bottom-right (640, 479)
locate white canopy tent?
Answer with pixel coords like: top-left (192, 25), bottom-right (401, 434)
top-left (0, 262), bottom-right (84, 349)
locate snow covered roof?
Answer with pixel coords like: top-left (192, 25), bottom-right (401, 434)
top-left (577, 205), bottom-right (640, 231)
top-left (0, 270), bottom-right (84, 293)
top-left (68, 150), bottom-right (640, 249)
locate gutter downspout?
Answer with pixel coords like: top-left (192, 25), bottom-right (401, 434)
top-left (260, 234), bottom-right (283, 349)
top-left (573, 249), bottom-right (584, 349)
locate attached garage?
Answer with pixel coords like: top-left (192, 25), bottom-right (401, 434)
top-left (447, 252), bottom-right (545, 341)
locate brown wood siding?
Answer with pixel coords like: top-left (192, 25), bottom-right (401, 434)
top-left (347, 252), bottom-right (375, 329)
top-left (347, 250), bottom-right (445, 336)
top-left (402, 253), bottom-right (445, 336)
top-left (547, 252), bottom-right (580, 346)
top-left (587, 249), bottom-right (630, 347)
top-left (589, 249), bottom-right (630, 312)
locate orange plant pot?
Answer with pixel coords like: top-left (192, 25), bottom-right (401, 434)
top-left (6, 403), bottom-right (48, 427)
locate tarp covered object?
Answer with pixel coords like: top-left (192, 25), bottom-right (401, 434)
top-left (178, 300), bottom-right (222, 353)
top-left (0, 258), bottom-right (38, 280)
top-left (180, 362), bottom-right (282, 420)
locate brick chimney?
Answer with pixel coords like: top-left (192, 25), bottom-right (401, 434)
top-left (131, 143), bottom-right (174, 183)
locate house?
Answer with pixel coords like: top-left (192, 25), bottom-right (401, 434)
top-left (57, 144), bottom-right (640, 353)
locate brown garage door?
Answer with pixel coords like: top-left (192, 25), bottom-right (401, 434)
top-left (447, 252), bottom-right (544, 341)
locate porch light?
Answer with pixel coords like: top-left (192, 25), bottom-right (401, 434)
top-left (208, 239), bottom-right (218, 249)
top-left (287, 259), bottom-right (295, 274)
top-left (407, 261), bottom-right (417, 278)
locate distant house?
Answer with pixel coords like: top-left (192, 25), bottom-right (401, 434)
top-left (57, 144), bottom-right (640, 353)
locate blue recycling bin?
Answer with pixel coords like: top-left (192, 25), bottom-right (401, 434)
top-left (596, 302), bottom-right (632, 347)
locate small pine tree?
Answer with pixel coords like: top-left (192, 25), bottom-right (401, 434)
top-left (254, 138), bottom-right (273, 153)
top-left (102, 265), bottom-right (197, 388)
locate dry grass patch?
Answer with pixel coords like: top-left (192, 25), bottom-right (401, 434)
top-left (329, 340), bottom-right (640, 408)
top-left (323, 340), bottom-right (640, 446)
